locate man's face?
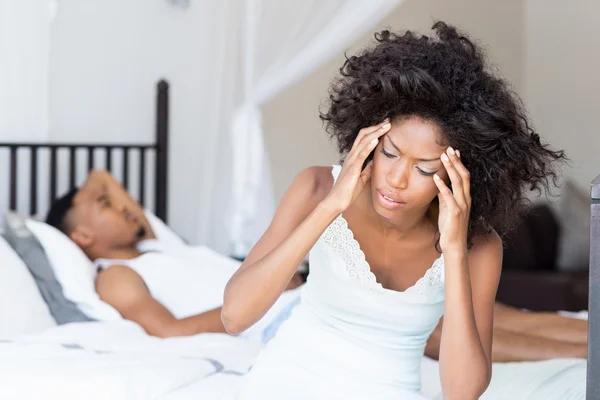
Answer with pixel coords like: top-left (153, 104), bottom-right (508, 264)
top-left (69, 183), bottom-right (144, 251)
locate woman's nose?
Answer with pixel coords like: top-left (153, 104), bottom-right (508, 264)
top-left (387, 163), bottom-right (409, 189)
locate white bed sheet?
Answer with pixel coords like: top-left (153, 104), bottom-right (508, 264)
top-left (0, 320), bottom-right (260, 400)
top-left (420, 356), bottom-right (586, 400)
top-left (0, 314), bottom-right (588, 400)
top-left (160, 373), bottom-right (243, 400)
top-left (419, 309), bottom-right (589, 399)
top-left (13, 320), bottom-right (261, 370)
top-left (0, 342), bottom-right (216, 400)
top-left (158, 356), bottom-right (587, 400)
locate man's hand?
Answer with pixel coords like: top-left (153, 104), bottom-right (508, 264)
top-left (85, 170), bottom-right (155, 239)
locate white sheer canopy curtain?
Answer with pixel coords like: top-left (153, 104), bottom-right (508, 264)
top-left (229, 0), bottom-right (403, 257)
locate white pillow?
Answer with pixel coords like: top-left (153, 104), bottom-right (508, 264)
top-left (144, 209), bottom-right (187, 250)
top-left (0, 236), bottom-right (56, 337)
top-left (24, 220), bottom-right (122, 321)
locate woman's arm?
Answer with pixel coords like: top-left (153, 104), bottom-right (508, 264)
top-left (222, 121), bottom-right (391, 335)
top-left (222, 167), bottom-right (339, 334)
top-left (433, 147), bottom-right (502, 399)
top-left (439, 234), bottom-right (502, 399)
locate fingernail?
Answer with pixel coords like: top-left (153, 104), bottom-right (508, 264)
top-left (456, 150), bottom-right (461, 158)
top-left (370, 138), bottom-right (379, 145)
top-left (434, 174), bottom-right (440, 180)
top-left (381, 123), bottom-right (391, 129)
top-left (441, 153), bottom-right (449, 162)
top-left (448, 147), bottom-right (455, 156)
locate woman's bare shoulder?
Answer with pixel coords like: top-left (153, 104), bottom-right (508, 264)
top-left (470, 230), bottom-right (502, 256)
top-left (467, 229), bottom-right (503, 277)
top-left (288, 166), bottom-right (336, 206)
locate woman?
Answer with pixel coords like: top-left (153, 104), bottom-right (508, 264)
top-left (222, 22), bottom-right (565, 399)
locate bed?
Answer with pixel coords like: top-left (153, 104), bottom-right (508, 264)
top-left (0, 80), bottom-right (593, 399)
top-left (0, 79), bottom-right (267, 399)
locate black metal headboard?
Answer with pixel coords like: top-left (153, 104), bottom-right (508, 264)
top-left (0, 80), bottom-right (169, 222)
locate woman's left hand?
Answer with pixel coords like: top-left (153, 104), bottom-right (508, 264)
top-left (433, 147), bottom-right (471, 254)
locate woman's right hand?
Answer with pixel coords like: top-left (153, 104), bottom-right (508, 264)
top-left (324, 120), bottom-right (392, 213)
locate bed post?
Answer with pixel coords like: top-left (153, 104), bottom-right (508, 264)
top-left (588, 175), bottom-right (600, 399)
top-left (155, 79), bottom-right (169, 223)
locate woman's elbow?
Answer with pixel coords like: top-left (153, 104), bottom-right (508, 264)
top-left (221, 292), bottom-right (250, 335)
top-left (479, 362), bottom-right (492, 390)
top-left (444, 370), bottom-right (491, 400)
top-left (472, 367), bottom-right (492, 398)
top-left (445, 385), bottom-right (488, 400)
top-left (222, 277), bottom-right (265, 335)
top-left (220, 307), bottom-right (247, 335)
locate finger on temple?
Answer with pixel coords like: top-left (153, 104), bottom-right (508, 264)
top-left (441, 152), bottom-right (465, 201)
top-left (434, 174), bottom-right (458, 207)
top-left (448, 149), bottom-right (471, 201)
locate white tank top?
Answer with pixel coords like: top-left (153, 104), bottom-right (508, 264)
top-left (94, 243), bottom-right (238, 319)
top-left (238, 166), bottom-right (446, 398)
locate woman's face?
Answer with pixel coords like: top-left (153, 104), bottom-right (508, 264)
top-left (370, 116), bottom-right (449, 220)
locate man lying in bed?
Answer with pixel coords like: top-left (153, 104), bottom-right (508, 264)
top-left (46, 170), bottom-right (588, 362)
top-left (45, 169), bottom-right (303, 339)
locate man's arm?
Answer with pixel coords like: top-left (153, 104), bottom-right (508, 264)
top-left (96, 265), bottom-right (226, 338)
top-left (84, 169), bottom-right (155, 239)
top-left (425, 316), bottom-right (587, 362)
top-left (487, 328), bottom-right (587, 362)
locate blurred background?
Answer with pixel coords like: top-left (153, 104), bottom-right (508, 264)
top-left (1, 0), bottom-right (597, 279)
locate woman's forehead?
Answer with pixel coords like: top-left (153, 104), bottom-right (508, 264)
top-left (386, 117), bottom-right (446, 153)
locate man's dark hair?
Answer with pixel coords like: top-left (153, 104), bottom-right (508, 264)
top-left (45, 187), bottom-right (79, 233)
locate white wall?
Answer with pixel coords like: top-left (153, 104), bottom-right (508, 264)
top-left (0, 1), bottom-right (54, 217)
top-left (50, 0), bottom-right (597, 249)
top-left (263, 0), bottom-right (524, 201)
top-left (0, 0), bottom-right (52, 142)
top-left (523, 0), bottom-right (600, 192)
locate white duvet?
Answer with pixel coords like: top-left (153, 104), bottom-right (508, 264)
top-left (420, 357), bottom-right (586, 400)
top-left (0, 320), bottom-right (261, 400)
top-left (0, 318), bottom-right (587, 400)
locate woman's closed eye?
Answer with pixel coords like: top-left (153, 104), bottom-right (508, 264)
top-left (381, 147), bottom-right (396, 159)
top-left (417, 168), bottom-right (436, 177)
top-left (381, 147), bottom-right (437, 176)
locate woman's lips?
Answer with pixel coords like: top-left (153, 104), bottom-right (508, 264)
top-left (377, 190), bottom-right (406, 210)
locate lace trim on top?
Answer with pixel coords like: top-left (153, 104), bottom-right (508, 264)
top-left (322, 216), bottom-right (385, 293)
top-left (405, 255), bottom-right (444, 295)
top-left (323, 165), bottom-right (444, 296)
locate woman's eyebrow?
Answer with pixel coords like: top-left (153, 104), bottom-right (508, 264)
top-left (386, 136), bottom-right (441, 162)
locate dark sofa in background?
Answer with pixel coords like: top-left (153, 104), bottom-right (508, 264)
top-left (497, 203), bottom-right (589, 312)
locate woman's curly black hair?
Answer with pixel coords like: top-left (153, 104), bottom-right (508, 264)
top-left (320, 21), bottom-right (566, 243)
